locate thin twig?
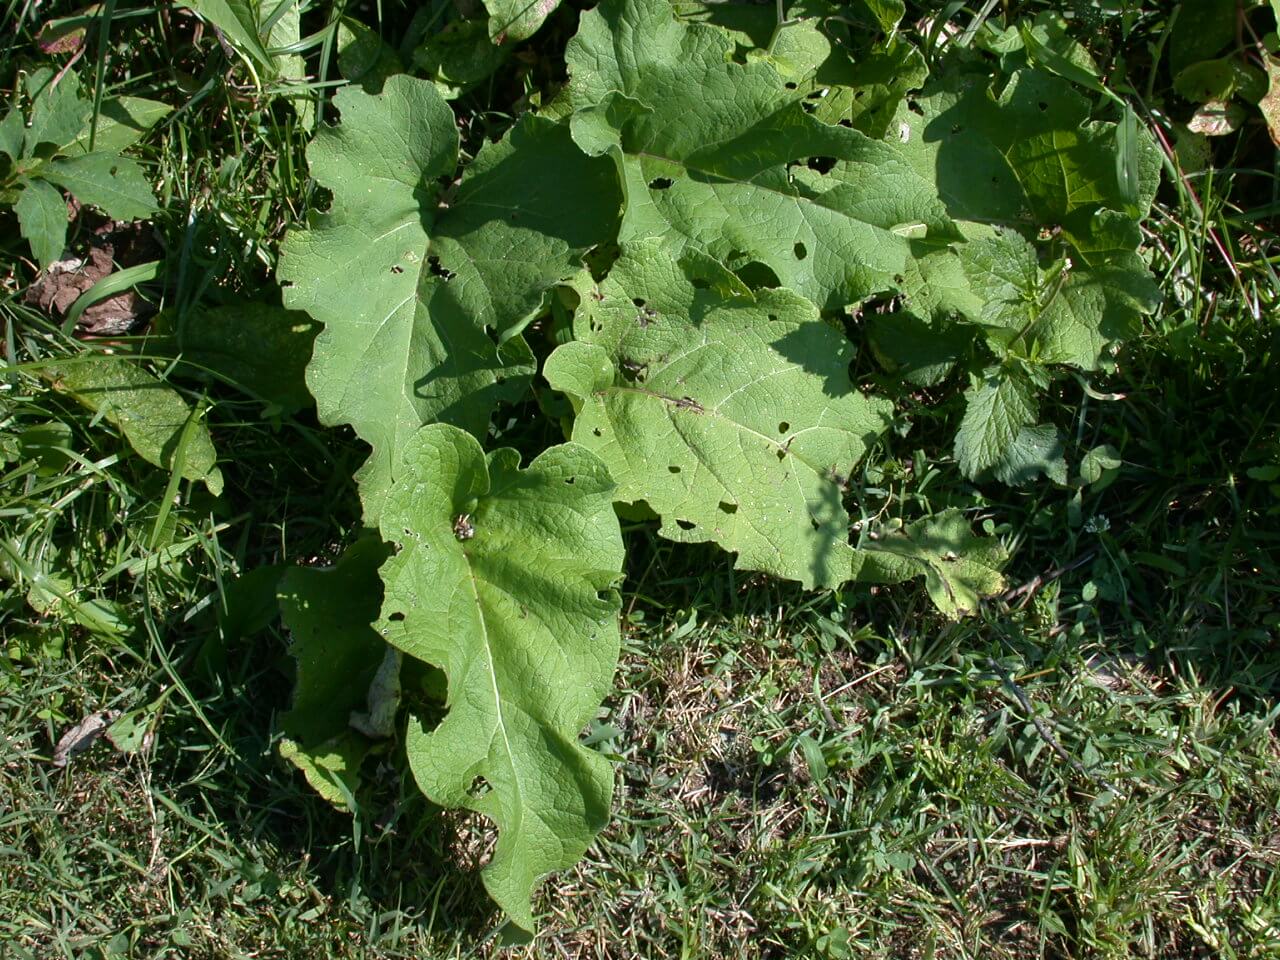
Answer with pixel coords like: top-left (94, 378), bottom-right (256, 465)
top-left (999, 551), bottom-right (1096, 609)
top-left (986, 659), bottom-right (1125, 799)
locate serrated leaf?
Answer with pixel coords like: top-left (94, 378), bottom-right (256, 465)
top-left (956, 231), bottom-right (1157, 369)
top-left (42, 153), bottom-right (157, 221)
top-left (23, 69), bottom-right (90, 155)
top-left (278, 537), bottom-right (391, 809)
top-left (955, 366), bottom-right (1037, 479)
top-left (279, 75), bottom-right (620, 519)
top-left (377, 424), bottom-right (624, 933)
top-left (566, 0), bottom-right (955, 311)
top-left (861, 510), bottom-right (1006, 617)
top-left (45, 356), bottom-right (223, 494)
top-left (546, 242), bottom-right (892, 589)
top-left (15, 178), bottom-right (68, 268)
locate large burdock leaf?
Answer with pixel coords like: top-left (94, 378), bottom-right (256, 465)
top-left (565, 0), bottom-right (955, 312)
top-left (377, 424), bottom-right (624, 933)
top-left (279, 75), bottom-right (621, 519)
top-left (546, 243), bottom-right (891, 589)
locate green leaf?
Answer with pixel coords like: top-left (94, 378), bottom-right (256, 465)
top-left (65, 96), bottom-right (171, 155)
top-left (279, 75), bottom-right (620, 520)
top-left (262, 0), bottom-right (314, 126)
top-left (888, 65), bottom-right (1160, 259)
top-left (991, 423), bottom-right (1067, 487)
top-left (1261, 55), bottom-right (1280, 148)
top-left (278, 735), bottom-right (367, 810)
top-left (177, 303), bottom-right (320, 415)
top-left (861, 510), bottom-right (1007, 617)
top-left (0, 107), bottom-right (24, 159)
top-left (956, 231), bottom-right (1157, 369)
top-left (955, 366), bottom-right (1038, 479)
top-left (41, 154), bottom-right (157, 221)
top-left (1079, 443), bottom-right (1122, 489)
top-left (278, 537), bottom-right (392, 810)
top-left (377, 424), bottom-right (623, 933)
top-left (181, 0), bottom-right (274, 68)
top-left (546, 242), bottom-right (892, 589)
top-left (337, 16), bottom-right (404, 92)
top-left (867, 311), bottom-right (967, 387)
top-left (1169, 0), bottom-right (1235, 75)
top-left (805, 39), bottom-right (928, 138)
top-left (23, 69), bottom-right (90, 155)
top-left (486, 0), bottom-right (560, 45)
top-left (15, 178), bottom-right (68, 268)
top-left (413, 19), bottom-right (509, 98)
top-left (45, 356), bottom-right (223, 494)
top-left (1174, 58), bottom-right (1267, 105)
top-left (851, 0), bottom-right (905, 34)
top-left (565, 0), bottom-right (955, 311)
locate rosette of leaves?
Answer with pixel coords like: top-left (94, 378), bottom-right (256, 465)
top-left (0, 69), bottom-right (163, 268)
top-left (272, 0), bottom-right (1181, 932)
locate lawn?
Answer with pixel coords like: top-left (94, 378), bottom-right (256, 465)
top-left (2, 1), bottom-right (1279, 958)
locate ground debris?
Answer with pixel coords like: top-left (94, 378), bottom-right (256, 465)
top-left (24, 219), bottom-right (157, 336)
top-left (51, 709), bottom-right (121, 768)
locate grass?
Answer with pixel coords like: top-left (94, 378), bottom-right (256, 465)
top-left (2, 0), bottom-right (1280, 957)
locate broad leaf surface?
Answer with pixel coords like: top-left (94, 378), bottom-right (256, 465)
top-left (41, 154), bottom-right (157, 221)
top-left (279, 75), bottom-right (620, 518)
top-left (861, 510), bottom-right (1007, 617)
top-left (46, 357), bottom-right (223, 494)
top-left (991, 423), bottom-right (1067, 487)
top-left (66, 96), bottom-right (172, 155)
top-left (566, 0), bottom-right (955, 311)
top-left (377, 424), bottom-right (624, 932)
top-left (176, 303), bottom-right (320, 415)
top-left (885, 65), bottom-right (1160, 263)
top-left (23, 69), bottom-right (90, 155)
top-left (486, 0), bottom-right (560, 44)
top-left (546, 243), bottom-right (892, 589)
top-left (959, 231), bottom-right (1157, 369)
